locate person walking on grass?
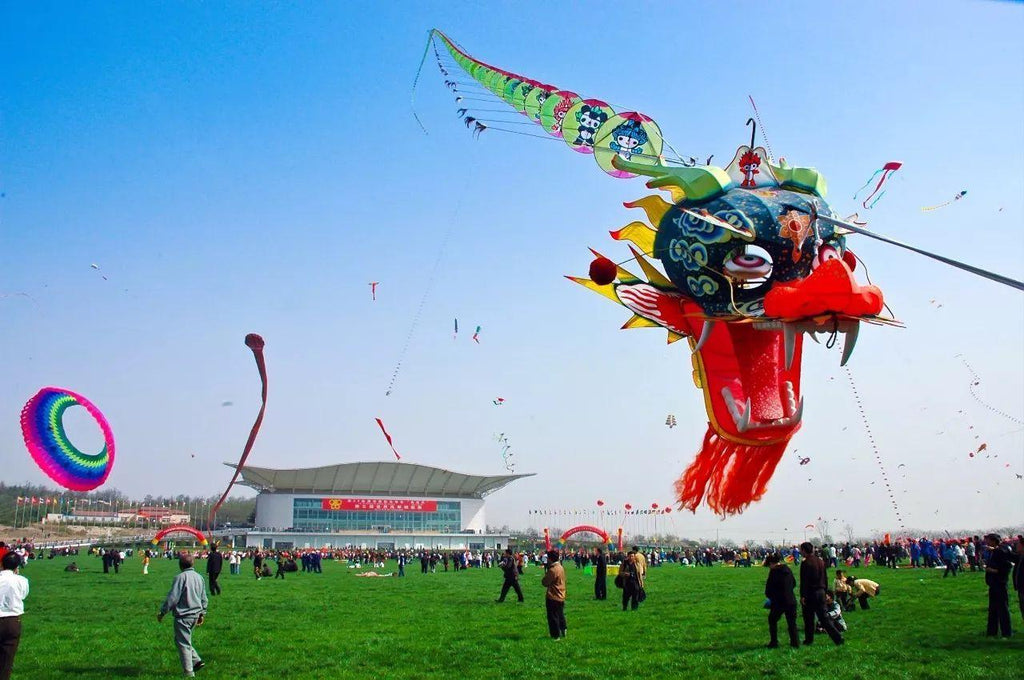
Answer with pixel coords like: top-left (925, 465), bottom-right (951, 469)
top-left (206, 544), bottom-right (223, 596)
top-left (799, 542), bottom-right (844, 646)
top-left (541, 550), bottom-right (567, 640)
top-left (496, 549), bottom-right (524, 603)
top-left (764, 552), bottom-right (799, 649)
top-left (158, 553), bottom-right (208, 678)
top-left (593, 548), bottom-right (607, 601)
top-left (253, 552), bottom-right (264, 580)
top-left (619, 551), bottom-right (642, 611)
top-left (0, 552), bottom-right (29, 680)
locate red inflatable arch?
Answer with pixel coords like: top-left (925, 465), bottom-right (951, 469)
top-left (557, 525), bottom-right (612, 545)
top-left (151, 525), bottom-right (209, 546)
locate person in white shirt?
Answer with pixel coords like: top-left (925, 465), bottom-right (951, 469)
top-left (0, 552), bottom-right (30, 680)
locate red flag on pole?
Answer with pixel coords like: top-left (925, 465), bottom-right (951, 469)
top-left (375, 418), bottom-right (401, 460)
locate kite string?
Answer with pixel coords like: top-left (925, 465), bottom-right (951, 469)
top-left (748, 95), bottom-right (775, 162)
top-left (411, 29), bottom-right (438, 135)
top-left (959, 355), bottom-right (1024, 426)
top-left (843, 360), bottom-right (905, 532)
top-left (385, 151), bottom-right (480, 396)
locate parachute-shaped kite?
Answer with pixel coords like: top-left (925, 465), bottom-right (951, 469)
top-left (425, 30), bottom-right (1024, 516)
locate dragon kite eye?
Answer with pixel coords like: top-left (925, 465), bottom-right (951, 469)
top-left (813, 244), bottom-right (841, 270)
top-left (724, 245), bottom-right (773, 283)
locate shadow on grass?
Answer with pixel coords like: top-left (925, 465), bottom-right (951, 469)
top-left (59, 666), bottom-right (146, 677)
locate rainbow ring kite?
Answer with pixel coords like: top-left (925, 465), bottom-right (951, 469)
top-left (20, 387), bottom-right (115, 491)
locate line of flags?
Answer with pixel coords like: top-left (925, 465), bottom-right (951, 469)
top-left (529, 508), bottom-right (673, 516)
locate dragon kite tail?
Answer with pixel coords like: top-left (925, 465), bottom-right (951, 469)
top-left (429, 28), bottom-right (666, 179)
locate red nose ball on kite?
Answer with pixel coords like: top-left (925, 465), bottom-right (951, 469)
top-left (589, 257), bottom-right (617, 285)
top-left (245, 334), bottom-right (265, 350)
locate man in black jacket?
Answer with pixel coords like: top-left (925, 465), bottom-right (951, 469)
top-left (593, 548), bottom-right (607, 601)
top-left (799, 542), bottom-right (843, 646)
top-left (495, 549), bottom-right (524, 602)
top-left (206, 544), bottom-right (224, 596)
top-left (983, 534), bottom-right (1013, 637)
top-left (764, 552), bottom-right (800, 648)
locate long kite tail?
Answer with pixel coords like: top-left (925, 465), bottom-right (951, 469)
top-left (209, 333), bottom-right (268, 526)
top-left (410, 29), bottom-right (438, 135)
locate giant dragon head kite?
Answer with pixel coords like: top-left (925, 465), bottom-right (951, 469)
top-left (424, 30), bottom-right (1022, 515)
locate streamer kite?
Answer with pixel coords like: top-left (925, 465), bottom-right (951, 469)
top-left (20, 387), bottom-right (115, 492)
top-left (852, 161), bottom-right (902, 209)
top-left (472, 325), bottom-right (481, 343)
top-left (369, 282), bottom-right (379, 300)
top-left (375, 418), bottom-right (402, 460)
top-left (209, 333), bottom-right (267, 524)
top-left (921, 190), bottom-right (967, 212)
top-left (426, 30), bottom-right (1019, 516)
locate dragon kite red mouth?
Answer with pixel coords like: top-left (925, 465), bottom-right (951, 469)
top-left (672, 258), bottom-right (883, 515)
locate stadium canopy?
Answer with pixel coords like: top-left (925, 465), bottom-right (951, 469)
top-left (228, 462), bottom-right (534, 499)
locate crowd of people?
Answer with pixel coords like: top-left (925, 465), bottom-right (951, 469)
top-left (0, 532), bottom-right (1020, 677)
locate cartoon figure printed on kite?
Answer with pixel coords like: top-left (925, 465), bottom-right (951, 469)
top-left (574, 105), bottom-right (610, 148)
top-left (552, 97), bottom-right (574, 133)
top-left (609, 118), bottom-right (649, 162)
top-left (739, 149), bottom-right (762, 188)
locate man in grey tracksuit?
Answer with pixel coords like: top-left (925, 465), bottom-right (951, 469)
top-left (157, 553), bottom-right (209, 677)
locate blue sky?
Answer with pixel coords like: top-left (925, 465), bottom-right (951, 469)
top-left (2, 1), bottom-right (1022, 541)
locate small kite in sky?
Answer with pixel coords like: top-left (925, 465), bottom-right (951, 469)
top-left (472, 325), bottom-right (482, 343)
top-left (90, 263), bottom-right (108, 281)
top-left (453, 318), bottom-right (458, 340)
top-left (221, 401), bottom-right (233, 407)
top-left (665, 414), bottom-right (677, 428)
top-left (493, 397), bottom-right (505, 406)
top-left (368, 282), bottom-right (379, 300)
top-left (798, 457), bottom-right (811, 466)
top-left (921, 190), bottom-right (967, 212)
top-left (853, 161), bottom-right (902, 209)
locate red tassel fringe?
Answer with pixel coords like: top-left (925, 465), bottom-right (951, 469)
top-left (675, 427), bottom-right (790, 515)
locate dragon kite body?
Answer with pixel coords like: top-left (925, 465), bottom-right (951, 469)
top-left (428, 30), bottom-right (896, 515)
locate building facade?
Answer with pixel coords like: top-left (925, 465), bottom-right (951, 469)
top-left (234, 462), bottom-right (531, 551)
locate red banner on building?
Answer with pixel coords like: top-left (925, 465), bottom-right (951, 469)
top-left (320, 498), bottom-right (438, 512)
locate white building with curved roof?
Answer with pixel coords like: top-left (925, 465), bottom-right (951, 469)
top-left (234, 462), bottom-right (533, 551)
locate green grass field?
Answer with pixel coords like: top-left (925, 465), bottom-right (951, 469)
top-left (11, 555), bottom-right (1021, 679)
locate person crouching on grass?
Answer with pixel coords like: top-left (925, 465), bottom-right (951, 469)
top-left (158, 553), bottom-right (208, 677)
top-left (541, 550), bottom-right (567, 640)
